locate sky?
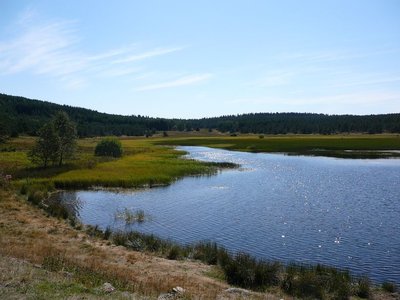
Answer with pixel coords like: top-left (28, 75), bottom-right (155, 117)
top-left (0, 1), bottom-right (399, 118)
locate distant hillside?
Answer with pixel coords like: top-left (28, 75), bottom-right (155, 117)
top-left (0, 93), bottom-right (174, 137)
top-left (0, 93), bottom-right (399, 138)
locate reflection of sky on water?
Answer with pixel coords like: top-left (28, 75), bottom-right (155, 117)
top-left (56, 147), bottom-right (400, 284)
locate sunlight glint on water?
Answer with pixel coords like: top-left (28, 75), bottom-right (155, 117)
top-left (56, 146), bottom-right (400, 284)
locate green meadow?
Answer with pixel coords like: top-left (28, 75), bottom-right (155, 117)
top-left (156, 134), bottom-right (400, 158)
top-left (0, 136), bottom-right (233, 189)
top-left (1, 134), bottom-right (400, 190)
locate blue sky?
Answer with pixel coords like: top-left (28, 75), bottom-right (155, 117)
top-left (0, 1), bottom-right (399, 118)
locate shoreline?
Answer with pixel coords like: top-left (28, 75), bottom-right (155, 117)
top-left (1, 136), bottom-right (399, 298)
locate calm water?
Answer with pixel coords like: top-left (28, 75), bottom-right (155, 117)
top-left (55, 146), bottom-right (400, 283)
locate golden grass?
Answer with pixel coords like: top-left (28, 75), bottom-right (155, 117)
top-left (52, 144), bottom-right (215, 188)
top-left (0, 189), bottom-right (243, 299)
top-left (2, 136), bottom-right (223, 188)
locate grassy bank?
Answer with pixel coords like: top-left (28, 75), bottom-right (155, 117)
top-left (1, 189), bottom-right (251, 299)
top-left (64, 225), bottom-right (400, 300)
top-left (1, 187), bottom-right (397, 299)
top-left (155, 134), bottom-right (400, 158)
top-left (0, 137), bottom-right (236, 189)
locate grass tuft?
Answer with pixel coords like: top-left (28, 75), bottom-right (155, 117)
top-left (382, 281), bottom-right (397, 293)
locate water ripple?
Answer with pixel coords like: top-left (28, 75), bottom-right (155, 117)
top-left (57, 147), bottom-right (400, 284)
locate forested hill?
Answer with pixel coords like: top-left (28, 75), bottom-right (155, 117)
top-left (1, 93), bottom-right (399, 137)
top-left (0, 93), bottom-right (174, 137)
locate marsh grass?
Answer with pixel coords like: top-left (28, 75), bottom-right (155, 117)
top-left (114, 208), bottom-right (148, 224)
top-left (356, 276), bottom-right (371, 299)
top-left (382, 281), bottom-right (397, 293)
top-left (3, 135), bottom-right (397, 190)
top-left (1, 186), bottom-right (394, 299)
top-left (222, 252), bottom-right (281, 291)
top-left (106, 230), bottom-right (368, 299)
top-left (156, 135), bottom-right (400, 158)
top-left (0, 136), bottom-right (237, 190)
top-left (282, 263), bottom-right (353, 299)
top-left (51, 146), bottom-right (225, 188)
top-left (20, 186), bottom-right (381, 300)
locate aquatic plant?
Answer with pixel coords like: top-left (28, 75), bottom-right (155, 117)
top-left (114, 208), bottom-right (148, 224)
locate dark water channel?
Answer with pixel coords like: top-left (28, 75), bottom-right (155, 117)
top-left (54, 146), bottom-right (400, 283)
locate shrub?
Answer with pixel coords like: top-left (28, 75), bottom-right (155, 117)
top-left (223, 253), bottom-right (257, 288)
top-left (103, 226), bottom-right (112, 240)
top-left (382, 281), bottom-right (397, 293)
top-left (94, 137), bottom-right (123, 157)
top-left (356, 276), bottom-right (371, 298)
top-left (167, 246), bottom-right (181, 260)
top-left (28, 190), bottom-right (46, 205)
top-left (282, 264), bottom-right (352, 299)
top-left (222, 253), bottom-right (280, 290)
top-left (192, 241), bottom-right (229, 266)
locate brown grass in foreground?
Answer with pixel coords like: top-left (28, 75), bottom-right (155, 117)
top-left (0, 189), bottom-right (280, 299)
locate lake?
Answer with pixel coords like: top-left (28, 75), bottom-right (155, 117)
top-left (54, 146), bottom-right (400, 284)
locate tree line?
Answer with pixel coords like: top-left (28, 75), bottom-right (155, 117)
top-left (1, 93), bottom-right (399, 139)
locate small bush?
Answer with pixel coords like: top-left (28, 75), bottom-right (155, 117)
top-left (28, 190), bottom-right (46, 205)
top-left (382, 281), bottom-right (397, 293)
top-left (222, 253), bottom-right (281, 290)
top-left (167, 246), bottom-right (181, 260)
top-left (112, 231), bottom-right (128, 247)
top-left (85, 225), bottom-right (104, 238)
top-left (192, 241), bottom-right (229, 266)
top-left (223, 253), bottom-right (256, 288)
top-left (356, 277), bottom-right (371, 298)
top-left (45, 201), bottom-right (70, 219)
top-left (103, 226), bottom-right (112, 240)
top-left (20, 183), bottom-right (29, 195)
top-left (94, 137), bottom-right (123, 157)
top-left (282, 264), bottom-right (352, 299)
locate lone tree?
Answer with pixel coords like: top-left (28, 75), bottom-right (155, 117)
top-left (53, 111), bottom-right (77, 166)
top-left (95, 137), bottom-right (123, 157)
top-left (28, 123), bottom-right (60, 167)
top-left (29, 111), bottom-right (77, 167)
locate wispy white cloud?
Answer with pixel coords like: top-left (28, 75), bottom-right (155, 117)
top-left (275, 48), bottom-right (400, 65)
top-left (251, 71), bottom-right (296, 87)
top-left (328, 74), bottom-right (400, 88)
top-left (87, 45), bottom-right (138, 61)
top-left (0, 20), bottom-right (82, 76)
top-left (112, 47), bottom-right (184, 64)
top-left (0, 10), bottom-right (189, 90)
top-left (98, 67), bottom-right (142, 78)
top-left (136, 73), bottom-right (212, 91)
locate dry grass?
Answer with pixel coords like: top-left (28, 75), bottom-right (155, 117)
top-left (0, 189), bottom-right (279, 299)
